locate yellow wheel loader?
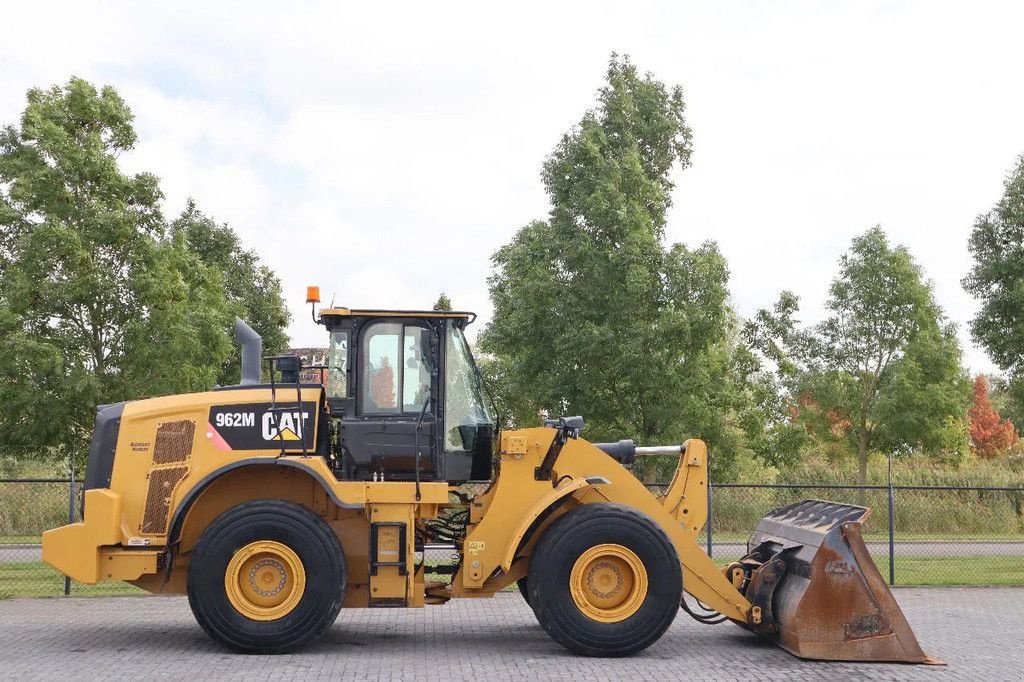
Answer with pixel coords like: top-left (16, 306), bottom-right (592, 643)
top-left (43, 300), bottom-right (939, 662)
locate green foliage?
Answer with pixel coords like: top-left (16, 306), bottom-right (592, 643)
top-left (747, 227), bottom-right (970, 482)
top-left (481, 55), bottom-right (755, 479)
top-left (873, 323), bottom-right (971, 457)
top-left (987, 374), bottom-right (1024, 434)
top-left (0, 78), bottom-right (280, 467)
top-left (964, 154), bottom-right (1024, 374)
top-left (169, 201), bottom-right (290, 385)
top-left (432, 292), bottom-right (453, 311)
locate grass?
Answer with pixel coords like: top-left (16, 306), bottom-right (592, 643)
top-left (0, 535), bottom-right (44, 544)
top-left (0, 562), bottom-right (145, 599)
top-left (708, 554), bottom-right (1024, 587)
top-left (878, 555), bottom-right (1024, 586)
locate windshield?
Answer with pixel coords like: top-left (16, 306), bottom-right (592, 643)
top-left (444, 322), bottom-right (492, 451)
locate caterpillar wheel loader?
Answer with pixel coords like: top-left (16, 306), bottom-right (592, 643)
top-left (43, 293), bottom-right (939, 663)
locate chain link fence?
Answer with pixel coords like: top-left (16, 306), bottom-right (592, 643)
top-left (646, 482), bottom-right (1024, 586)
top-left (2, 477), bottom-right (1021, 598)
top-left (0, 478), bottom-right (143, 598)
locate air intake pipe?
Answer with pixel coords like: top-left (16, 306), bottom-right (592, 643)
top-left (234, 318), bottom-right (262, 385)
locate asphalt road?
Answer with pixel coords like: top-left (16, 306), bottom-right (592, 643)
top-left (0, 588), bottom-right (1021, 680)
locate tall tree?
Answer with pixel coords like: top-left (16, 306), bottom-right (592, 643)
top-left (964, 154), bottom-right (1024, 374)
top-left (432, 292), bottom-right (452, 311)
top-left (748, 227), bottom-right (970, 483)
top-left (0, 78), bottom-right (234, 467)
top-left (480, 55), bottom-right (749, 477)
top-left (968, 375), bottom-right (1018, 458)
top-left (170, 201), bottom-right (290, 385)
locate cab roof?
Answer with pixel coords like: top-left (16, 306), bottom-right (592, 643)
top-left (319, 307), bottom-right (477, 324)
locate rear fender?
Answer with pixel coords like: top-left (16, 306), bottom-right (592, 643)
top-left (168, 458), bottom-right (348, 553)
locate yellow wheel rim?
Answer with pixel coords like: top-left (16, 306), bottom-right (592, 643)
top-left (570, 543), bottom-right (648, 623)
top-left (224, 540), bottom-right (306, 621)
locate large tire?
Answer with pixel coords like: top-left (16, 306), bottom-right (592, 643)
top-left (187, 499), bottom-right (346, 654)
top-left (527, 503), bottom-right (681, 657)
top-left (517, 577), bottom-right (530, 605)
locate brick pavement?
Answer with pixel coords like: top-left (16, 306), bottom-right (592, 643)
top-left (0, 587), bottom-right (1020, 680)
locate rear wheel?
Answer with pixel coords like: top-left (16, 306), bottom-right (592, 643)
top-left (528, 503), bottom-right (681, 657)
top-left (187, 499), bottom-right (346, 653)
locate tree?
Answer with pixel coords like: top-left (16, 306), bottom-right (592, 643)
top-left (370, 356), bottom-right (396, 409)
top-left (968, 375), bottom-right (1018, 458)
top-left (432, 292), bottom-right (452, 311)
top-left (170, 201), bottom-right (290, 385)
top-left (748, 227), bottom-right (970, 483)
top-left (0, 78), bottom-right (235, 467)
top-left (480, 55), bottom-right (751, 478)
top-left (964, 154), bottom-right (1024, 374)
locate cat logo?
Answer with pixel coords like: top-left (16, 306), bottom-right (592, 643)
top-left (208, 401), bottom-right (316, 451)
top-left (261, 411), bottom-right (309, 441)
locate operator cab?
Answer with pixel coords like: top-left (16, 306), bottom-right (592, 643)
top-left (315, 303), bottom-right (494, 483)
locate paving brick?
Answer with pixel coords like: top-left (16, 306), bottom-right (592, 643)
top-left (0, 587), bottom-right (1020, 680)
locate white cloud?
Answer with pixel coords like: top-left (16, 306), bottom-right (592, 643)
top-left (2, 0), bottom-right (1022, 375)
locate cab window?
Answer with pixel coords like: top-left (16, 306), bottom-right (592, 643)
top-left (443, 322), bottom-right (492, 451)
top-left (326, 330), bottom-right (348, 399)
top-left (361, 322), bottom-right (431, 414)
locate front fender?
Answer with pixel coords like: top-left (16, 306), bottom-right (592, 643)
top-left (499, 477), bottom-right (606, 573)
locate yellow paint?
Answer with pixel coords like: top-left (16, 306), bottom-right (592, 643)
top-left (43, 382), bottom-right (752, 626)
top-left (660, 439), bottom-right (709, 532)
top-left (458, 429), bottom-right (751, 622)
top-left (570, 544), bottom-right (648, 623)
top-left (367, 504), bottom-right (416, 605)
top-left (97, 549), bottom-right (159, 581)
top-left (224, 541), bottom-right (306, 621)
top-left (499, 477), bottom-right (592, 572)
top-left (41, 489), bottom-right (123, 583)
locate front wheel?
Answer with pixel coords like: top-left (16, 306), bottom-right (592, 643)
top-left (527, 503), bottom-right (682, 657)
top-left (516, 576), bottom-right (530, 605)
top-left (187, 499), bottom-right (346, 653)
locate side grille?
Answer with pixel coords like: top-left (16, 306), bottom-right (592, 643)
top-left (140, 419), bottom-right (196, 535)
top-left (152, 420), bottom-right (196, 464)
top-left (141, 466), bottom-right (189, 534)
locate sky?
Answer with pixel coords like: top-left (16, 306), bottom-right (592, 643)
top-left (2, 1), bottom-right (1022, 374)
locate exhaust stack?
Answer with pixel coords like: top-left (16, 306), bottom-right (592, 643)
top-left (234, 318), bottom-right (262, 385)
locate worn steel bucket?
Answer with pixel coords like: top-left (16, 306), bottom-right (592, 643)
top-left (742, 500), bottom-right (943, 664)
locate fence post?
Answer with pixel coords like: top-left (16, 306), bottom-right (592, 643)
top-left (887, 452), bottom-right (895, 587)
top-left (706, 479), bottom-right (713, 558)
top-left (64, 464), bottom-right (75, 596)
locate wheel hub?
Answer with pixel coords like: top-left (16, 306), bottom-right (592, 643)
top-left (225, 540), bottom-right (306, 621)
top-left (570, 543), bottom-right (648, 623)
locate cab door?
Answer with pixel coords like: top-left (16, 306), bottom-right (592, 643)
top-left (339, 320), bottom-right (438, 479)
